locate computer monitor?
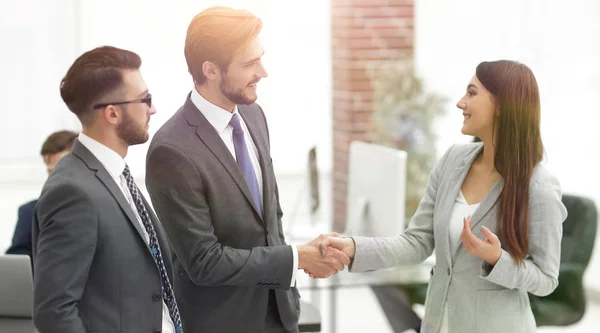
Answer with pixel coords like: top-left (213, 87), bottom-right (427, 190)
top-left (345, 141), bottom-right (407, 237)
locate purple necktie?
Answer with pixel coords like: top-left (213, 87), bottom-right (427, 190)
top-left (229, 114), bottom-right (262, 214)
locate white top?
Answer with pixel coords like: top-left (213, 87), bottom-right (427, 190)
top-left (448, 191), bottom-right (481, 255)
top-left (440, 190), bottom-right (480, 333)
top-left (78, 133), bottom-right (175, 333)
top-left (190, 88), bottom-right (298, 287)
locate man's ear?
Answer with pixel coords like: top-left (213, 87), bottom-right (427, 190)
top-left (99, 105), bottom-right (121, 125)
top-left (202, 61), bottom-right (220, 81)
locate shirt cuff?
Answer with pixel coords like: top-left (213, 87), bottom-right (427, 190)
top-left (290, 245), bottom-right (298, 287)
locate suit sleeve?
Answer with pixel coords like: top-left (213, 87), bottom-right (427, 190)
top-left (6, 201), bottom-right (35, 256)
top-left (350, 144), bottom-right (455, 272)
top-left (32, 183), bottom-right (98, 333)
top-left (146, 143), bottom-right (293, 290)
top-left (480, 173), bottom-right (567, 296)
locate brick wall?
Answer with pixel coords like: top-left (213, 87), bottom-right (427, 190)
top-left (331, 0), bottom-right (415, 231)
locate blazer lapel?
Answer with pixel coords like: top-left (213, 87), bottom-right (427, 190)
top-left (181, 96), bottom-right (263, 221)
top-left (446, 144), bottom-right (504, 263)
top-left (71, 141), bottom-right (150, 248)
top-left (439, 163), bottom-right (469, 267)
top-left (468, 178), bottom-right (503, 230)
top-left (438, 144), bottom-right (484, 266)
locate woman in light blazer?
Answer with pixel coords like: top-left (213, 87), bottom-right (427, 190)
top-left (320, 60), bottom-right (568, 333)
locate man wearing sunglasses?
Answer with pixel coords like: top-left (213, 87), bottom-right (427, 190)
top-left (31, 46), bottom-right (182, 333)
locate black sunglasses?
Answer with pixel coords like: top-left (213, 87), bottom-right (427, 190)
top-left (93, 94), bottom-right (152, 109)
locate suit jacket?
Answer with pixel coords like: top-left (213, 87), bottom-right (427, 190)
top-left (146, 96), bottom-right (300, 333)
top-left (6, 199), bottom-right (37, 256)
top-left (350, 143), bottom-right (568, 333)
top-left (32, 140), bottom-right (174, 333)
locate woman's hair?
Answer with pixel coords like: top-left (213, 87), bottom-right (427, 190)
top-left (476, 60), bottom-right (543, 264)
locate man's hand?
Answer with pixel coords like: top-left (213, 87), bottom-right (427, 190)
top-left (319, 235), bottom-right (355, 260)
top-left (297, 233), bottom-right (351, 279)
top-left (300, 233), bottom-right (356, 279)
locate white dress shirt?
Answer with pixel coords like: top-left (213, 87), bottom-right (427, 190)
top-left (78, 133), bottom-right (175, 333)
top-left (190, 88), bottom-right (298, 287)
top-left (440, 190), bottom-right (481, 333)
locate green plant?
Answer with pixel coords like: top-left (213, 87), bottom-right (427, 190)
top-left (369, 58), bottom-right (447, 218)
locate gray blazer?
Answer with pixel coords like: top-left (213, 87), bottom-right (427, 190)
top-left (32, 140), bottom-right (174, 333)
top-left (146, 96), bottom-right (300, 332)
top-left (350, 143), bottom-right (567, 333)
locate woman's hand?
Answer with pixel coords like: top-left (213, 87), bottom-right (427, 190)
top-left (460, 216), bottom-right (502, 266)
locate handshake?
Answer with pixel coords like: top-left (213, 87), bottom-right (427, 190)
top-left (296, 233), bottom-right (357, 279)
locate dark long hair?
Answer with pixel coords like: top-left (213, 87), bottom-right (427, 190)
top-left (476, 60), bottom-right (543, 264)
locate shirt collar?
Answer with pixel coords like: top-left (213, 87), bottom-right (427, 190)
top-left (190, 87), bottom-right (239, 133)
top-left (77, 132), bottom-right (126, 179)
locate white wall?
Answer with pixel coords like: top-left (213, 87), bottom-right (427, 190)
top-left (415, 0), bottom-right (600, 290)
top-left (0, 0), bottom-right (80, 184)
top-left (73, 0), bottom-right (332, 177)
top-left (0, 0), bottom-right (81, 251)
top-left (0, 0), bottom-right (332, 251)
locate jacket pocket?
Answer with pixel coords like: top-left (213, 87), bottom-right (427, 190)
top-left (476, 289), bottom-right (526, 333)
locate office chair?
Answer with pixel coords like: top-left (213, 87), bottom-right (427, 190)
top-left (529, 194), bottom-right (597, 326)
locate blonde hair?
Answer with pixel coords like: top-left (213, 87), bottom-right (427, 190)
top-left (185, 6), bottom-right (263, 84)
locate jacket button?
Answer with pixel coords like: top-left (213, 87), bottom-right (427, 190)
top-left (153, 294), bottom-right (161, 302)
top-left (447, 268), bottom-right (451, 275)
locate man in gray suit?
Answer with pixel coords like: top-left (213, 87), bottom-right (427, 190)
top-left (32, 46), bottom-right (183, 333)
top-left (146, 6), bottom-right (349, 333)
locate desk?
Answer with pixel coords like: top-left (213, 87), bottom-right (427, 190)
top-left (297, 260), bottom-right (434, 333)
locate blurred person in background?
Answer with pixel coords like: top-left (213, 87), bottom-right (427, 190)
top-left (5, 130), bottom-right (77, 257)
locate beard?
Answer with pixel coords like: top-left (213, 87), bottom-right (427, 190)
top-left (116, 109), bottom-right (149, 146)
top-left (219, 75), bottom-right (257, 105)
